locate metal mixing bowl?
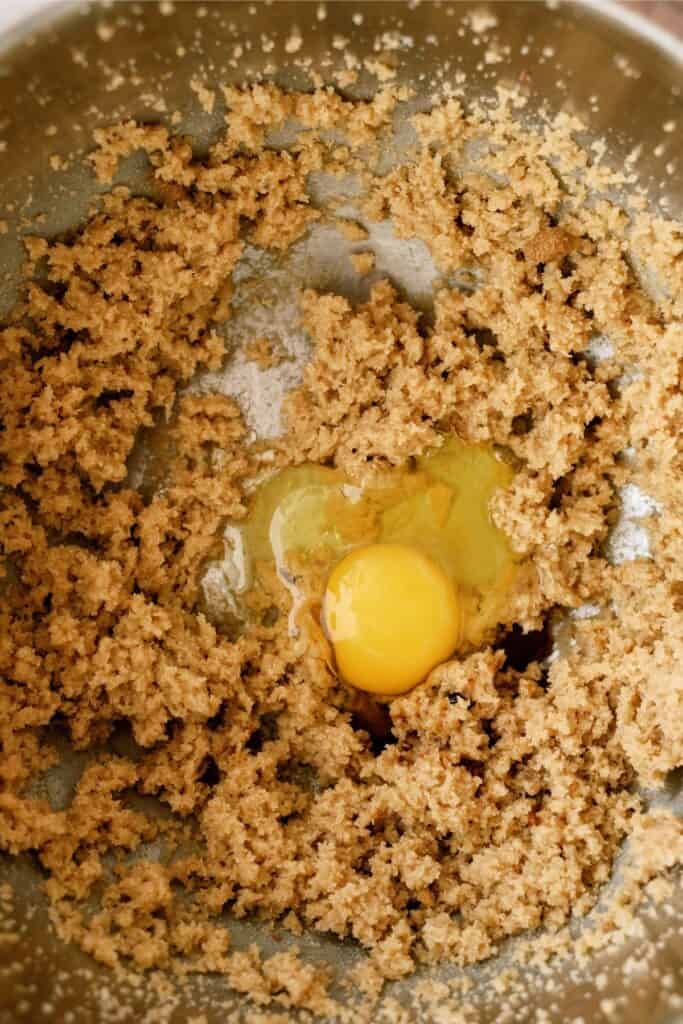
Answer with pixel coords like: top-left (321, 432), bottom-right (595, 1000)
top-left (0, 2), bottom-right (682, 1022)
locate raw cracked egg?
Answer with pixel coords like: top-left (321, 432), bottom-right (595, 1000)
top-left (203, 437), bottom-right (518, 696)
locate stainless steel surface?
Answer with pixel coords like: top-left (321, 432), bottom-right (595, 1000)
top-left (627, 0), bottom-right (683, 38)
top-left (0, 2), bottom-right (682, 1022)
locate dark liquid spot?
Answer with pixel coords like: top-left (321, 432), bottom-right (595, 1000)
top-left (206, 703), bottom-right (226, 731)
top-left (95, 388), bottom-right (134, 409)
top-left (465, 324), bottom-right (499, 351)
top-left (460, 757), bottom-right (485, 778)
top-left (500, 618), bottom-right (554, 672)
top-left (199, 756), bottom-right (220, 787)
top-left (511, 411), bottom-right (534, 436)
top-left (349, 693), bottom-right (397, 756)
top-left (246, 712), bottom-right (279, 753)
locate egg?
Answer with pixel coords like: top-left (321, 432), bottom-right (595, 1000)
top-left (325, 543), bottom-right (462, 695)
top-left (202, 436), bottom-right (518, 694)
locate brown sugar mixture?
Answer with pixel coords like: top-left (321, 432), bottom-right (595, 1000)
top-left (1, 83), bottom-right (682, 1017)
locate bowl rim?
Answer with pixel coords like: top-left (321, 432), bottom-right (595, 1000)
top-left (580, 0), bottom-right (683, 64)
top-left (0, 0), bottom-right (682, 66)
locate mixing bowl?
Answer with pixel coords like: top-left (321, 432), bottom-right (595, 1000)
top-left (0, 2), bottom-right (681, 1022)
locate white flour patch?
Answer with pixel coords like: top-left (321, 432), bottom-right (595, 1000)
top-left (190, 208), bottom-right (445, 442)
top-left (189, 244), bottom-right (312, 440)
top-left (619, 482), bottom-right (661, 520)
top-left (586, 332), bottom-right (615, 363)
top-left (571, 603), bottom-right (602, 620)
top-left (196, 347), bottom-right (308, 441)
top-left (606, 483), bottom-right (661, 566)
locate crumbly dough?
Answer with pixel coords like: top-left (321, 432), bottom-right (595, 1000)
top-left (349, 251), bottom-right (375, 275)
top-left (0, 83), bottom-right (682, 1018)
top-left (244, 336), bottom-right (287, 371)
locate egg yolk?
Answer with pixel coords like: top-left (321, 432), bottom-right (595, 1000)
top-left (324, 543), bottom-right (462, 696)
